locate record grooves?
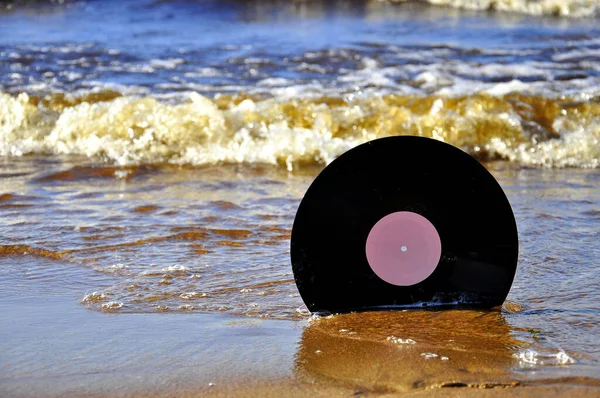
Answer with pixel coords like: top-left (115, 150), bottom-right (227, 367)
top-left (291, 136), bottom-right (518, 314)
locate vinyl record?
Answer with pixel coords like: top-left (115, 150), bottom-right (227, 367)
top-left (291, 136), bottom-right (518, 314)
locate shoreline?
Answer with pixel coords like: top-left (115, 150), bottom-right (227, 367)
top-left (1, 289), bottom-right (599, 398)
top-left (103, 378), bottom-right (600, 398)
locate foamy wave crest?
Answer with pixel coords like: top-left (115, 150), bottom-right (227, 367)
top-left (488, 122), bottom-right (600, 167)
top-left (0, 92), bottom-right (355, 170)
top-left (393, 0), bottom-right (600, 18)
top-left (1, 91), bottom-right (598, 168)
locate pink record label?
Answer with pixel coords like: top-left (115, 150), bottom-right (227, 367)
top-left (365, 211), bottom-right (442, 286)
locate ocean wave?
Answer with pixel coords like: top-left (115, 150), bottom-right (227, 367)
top-left (1, 90), bottom-right (598, 168)
top-left (391, 0), bottom-right (600, 18)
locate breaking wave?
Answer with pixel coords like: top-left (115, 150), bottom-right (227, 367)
top-left (1, 90), bottom-right (598, 169)
top-left (391, 0), bottom-right (600, 18)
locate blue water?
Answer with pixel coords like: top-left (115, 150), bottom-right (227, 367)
top-left (1, 0), bottom-right (599, 96)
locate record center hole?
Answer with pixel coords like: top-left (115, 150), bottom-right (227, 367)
top-left (401, 246), bottom-right (407, 252)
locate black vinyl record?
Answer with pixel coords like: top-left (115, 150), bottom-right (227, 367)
top-left (291, 136), bottom-right (518, 314)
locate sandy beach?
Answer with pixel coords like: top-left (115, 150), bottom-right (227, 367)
top-left (2, 288), bottom-right (599, 397)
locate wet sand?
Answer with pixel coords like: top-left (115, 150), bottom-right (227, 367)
top-left (160, 381), bottom-right (600, 398)
top-left (2, 285), bottom-right (599, 398)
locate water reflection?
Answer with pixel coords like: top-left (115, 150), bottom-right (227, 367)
top-left (296, 310), bottom-right (526, 392)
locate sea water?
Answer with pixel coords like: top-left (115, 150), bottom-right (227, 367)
top-left (0, 0), bottom-right (598, 395)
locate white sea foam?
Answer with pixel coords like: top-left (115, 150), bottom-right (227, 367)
top-left (487, 120), bottom-right (600, 168)
top-left (296, 307), bottom-right (311, 316)
top-left (101, 301), bottom-right (123, 310)
top-left (81, 291), bottom-right (107, 303)
top-left (1, 90), bottom-right (598, 169)
top-left (514, 349), bottom-right (575, 365)
top-left (391, 0), bottom-right (600, 18)
top-left (149, 58), bottom-right (185, 69)
top-left (161, 265), bottom-right (189, 273)
top-left (293, 62), bottom-right (327, 74)
top-left (257, 77), bottom-right (293, 87)
top-left (552, 48), bottom-right (600, 62)
top-left (421, 352), bottom-right (439, 359)
top-left (101, 263), bottom-right (131, 274)
top-left (387, 336), bottom-right (417, 344)
top-left (184, 67), bottom-right (223, 78)
top-left (179, 292), bottom-right (208, 299)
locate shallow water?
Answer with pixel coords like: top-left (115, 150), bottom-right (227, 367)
top-left (0, 0), bottom-right (599, 394)
top-left (1, 158), bottom-right (599, 382)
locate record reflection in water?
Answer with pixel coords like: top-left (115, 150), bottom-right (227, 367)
top-left (295, 310), bottom-right (526, 393)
